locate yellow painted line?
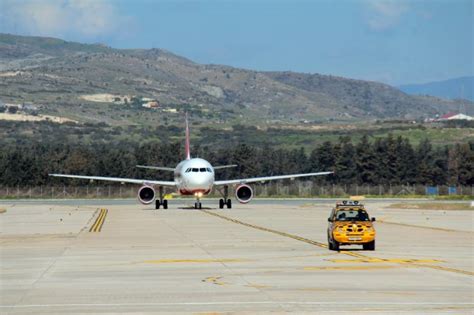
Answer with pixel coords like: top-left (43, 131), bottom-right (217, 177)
top-left (378, 220), bottom-right (470, 233)
top-left (89, 209), bottom-right (103, 232)
top-left (98, 209), bottom-right (109, 232)
top-left (329, 258), bottom-right (444, 264)
top-left (304, 265), bottom-right (398, 271)
top-left (201, 209), bottom-right (330, 248)
top-left (201, 210), bottom-right (474, 277)
top-left (245, 283), bottom-right (270, 289)
top-left (89, 209), bottom-right (108, 232)
top-left (202, 276), bottom-right (227, 286)
top-left (143, 259), bottom-right (245, 264)
top-left (337, 251), bottom-right (367, 259)
top-left (94, 209), bottom-right (106, 232)
top-left (410, 263), bottom-right (474, 276)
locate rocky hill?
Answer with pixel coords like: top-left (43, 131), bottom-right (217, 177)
top-left (0, 33), bottom-right (470, 125)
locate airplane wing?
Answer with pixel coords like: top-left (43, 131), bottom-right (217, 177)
top-left (136, 165), bottom-right (175, 171)
top-left (213, 164), bottom-right (238, 170)
top-left (49, 174), bottom-right (176, 186)
top-left (214, 171), bottom-right (333, 186)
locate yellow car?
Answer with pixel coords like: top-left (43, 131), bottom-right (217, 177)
top-left (327, 201), bottom-right (376, 251)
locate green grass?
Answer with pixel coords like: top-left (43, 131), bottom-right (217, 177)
top-left (379, 128), bottom-right (474, 146)
top-left (434, 195), bottom-right (474, 200)
top-left (1, 116), bottom-right (472, 151)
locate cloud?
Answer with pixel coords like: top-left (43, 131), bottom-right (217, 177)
top-left (0, 0), bottom-right (130, 38)
top-left (366, 0), bottom-right (409, 31)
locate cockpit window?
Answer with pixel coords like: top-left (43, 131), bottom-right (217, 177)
top-left (192, 168), bottom-right (198, 172)
top-left (185, 168), bottom-right (191, 173)
top-left (200, 168), bottom-right (206, 172)
top-left (206, 168), bottom-right (212, 172)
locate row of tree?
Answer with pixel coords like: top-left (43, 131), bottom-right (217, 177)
top-left (1, 135), bottom-right (472, 186)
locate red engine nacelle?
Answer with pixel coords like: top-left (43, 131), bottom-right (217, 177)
top-left (138, 185), bottom-right (155, 204)
top-left (235, 184), bottom-right (253, 204)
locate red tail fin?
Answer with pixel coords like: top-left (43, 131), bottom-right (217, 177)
top-left (185, 112), bottom-right (191, 160)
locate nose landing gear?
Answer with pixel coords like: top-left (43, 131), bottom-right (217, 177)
top-left (194, 191), bottom-right (203, 209)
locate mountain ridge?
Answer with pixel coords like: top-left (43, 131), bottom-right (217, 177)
top-left (399, 76), bottom-right (473, 102)
top-left (0, 33), bottom-right (471, 124)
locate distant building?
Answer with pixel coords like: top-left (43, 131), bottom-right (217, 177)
top-left (438, 112), bottom-right (473, 121)
top-left (163, 108), bottom-right (177, 113)
top-left (22, 103), bottom-right (38, 111)
top-left (142, 100), bottom-right (160, 109)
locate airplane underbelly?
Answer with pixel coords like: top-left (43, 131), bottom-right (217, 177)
top-left (178, 181), bottom-right (213, 196)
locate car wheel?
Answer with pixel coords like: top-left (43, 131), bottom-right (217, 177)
top-left (363, 240), bottom-right (375, 251)
top-left (333, 240), bottom-right (340, 251)
top-left (327, 234), bottom-right (333, 250)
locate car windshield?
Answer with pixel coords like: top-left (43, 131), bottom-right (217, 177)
top-left (335, 210), bottom-right (369, 221)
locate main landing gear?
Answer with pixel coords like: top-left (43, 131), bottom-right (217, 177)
top-left (218, 185), bottom-right (232, 209)
top-left (155, 186), bottom-right (168, 209)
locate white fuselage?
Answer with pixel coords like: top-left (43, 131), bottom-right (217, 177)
top-left (174, 158), bottom-right (215, 196)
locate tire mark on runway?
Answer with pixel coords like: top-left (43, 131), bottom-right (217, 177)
top-left (201, 210), bottom-right (474, 277)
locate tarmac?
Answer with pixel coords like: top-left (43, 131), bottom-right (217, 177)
top-left (0, 199), bottom-right (473, 314)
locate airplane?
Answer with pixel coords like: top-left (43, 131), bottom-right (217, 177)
top-left (50, 114), bottom-right (333, 209)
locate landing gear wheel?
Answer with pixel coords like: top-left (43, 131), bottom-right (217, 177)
top-left (363, 240), bottom-right (375, 251)
top-left (195, 202), bottom-right (202, 209)
top-left (155, 200), bottom-right (161, 209)
top-left (218, 185), bottom-right (230, 210)
top-left (163, 199), bottom-right (168, 209)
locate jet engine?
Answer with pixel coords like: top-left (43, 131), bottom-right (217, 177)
top-left (235, 184), bottom-right (253, 203)
top-left (138, 185), bottom-right (155, 204)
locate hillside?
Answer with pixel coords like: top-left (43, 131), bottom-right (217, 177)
top-left (0, 33), bottom-right (471, 126)
top-left (399, 76), bottom-right (474, 102)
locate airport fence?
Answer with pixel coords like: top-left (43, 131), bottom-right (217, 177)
top-left (0, 182), bottom-right (473, 199)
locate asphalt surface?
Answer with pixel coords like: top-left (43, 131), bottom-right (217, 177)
top-left (1, 199), bottom-right (473, 314)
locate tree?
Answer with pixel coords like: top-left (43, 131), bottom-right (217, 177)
top-left (372, 137), bottom-right (389, 184)
top-left (334, 137), bottom-right (357, 185)
top-left (395, 136), bottom-right (417, 184)
top-left (309, 141), bottom-right (335, 183)
top-left (456, 143), bottom-right (474, 185)
top-left (416, 138), bottom-right (435, 185)
top-left (354, 135), bottom-right (377, 185)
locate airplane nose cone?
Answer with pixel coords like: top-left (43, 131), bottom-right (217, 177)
top-left (187, 174), bottom-right (213, 190)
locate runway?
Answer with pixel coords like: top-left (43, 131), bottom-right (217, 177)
top-left (1, 199), bottom-right (473, 314)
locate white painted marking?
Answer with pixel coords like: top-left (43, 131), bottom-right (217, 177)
top-left (1, 302), bottom-right (473, 308)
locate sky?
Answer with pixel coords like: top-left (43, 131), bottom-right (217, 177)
top-left (0, 0), bottom-right (472, 86)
